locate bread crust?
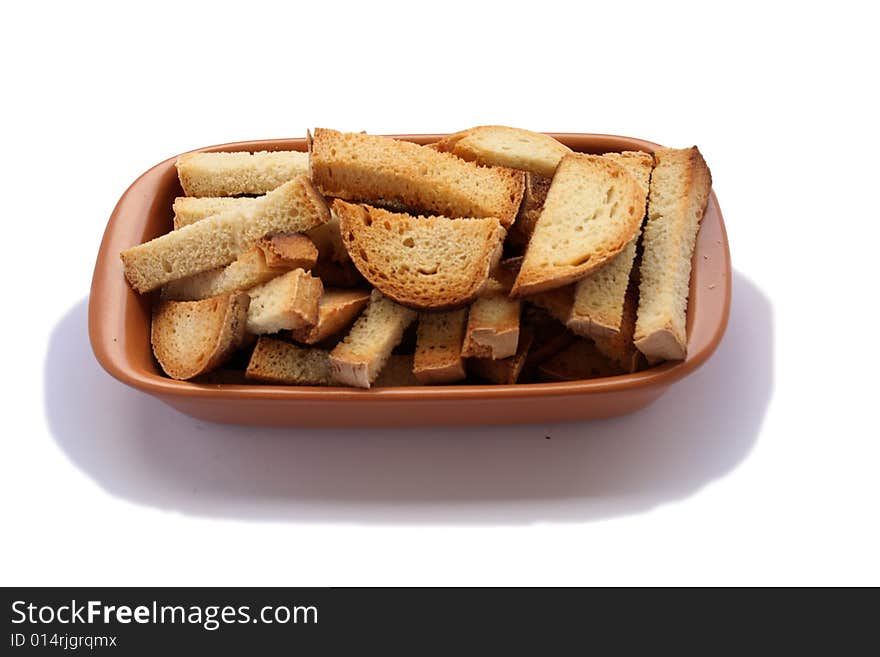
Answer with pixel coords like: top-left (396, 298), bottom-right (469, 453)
top-left (634, 147), bottom-right (712, 362)
top-left (507, 172), bottom-right (552, 251)
top-left (151, 293), bottom-right (250, 380)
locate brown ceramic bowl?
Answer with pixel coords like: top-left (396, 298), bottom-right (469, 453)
top-left (89, 133), bottom-right (730, 426)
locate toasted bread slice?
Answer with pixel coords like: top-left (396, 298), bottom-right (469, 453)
top-left (634, 147), bottom-right (712, 362)
top-left (413, 309), bottom-right (468, 384)
top-left (161, 246), bottom-right (284, 302)
top-left (568, 151), bottom-right (653, 339)
top-left (511, 154), bottom-right (647, 297)
top-left (329, 290), bottom-right (418, 388)
top-left (507, 172), bottom-right (552, 251)
top-left (172, 196), bottom-right (255, 230)
top-left (121, 177), bottom-right (330, 293)
top-left (246, 269), bottom-right (323, 335)
top-left (310, 129), bottom-right (525, 227)
top-left (436, 126), bottom-right (571, 178)
top-left (290, 288), bottom-right (371, 345)
top-left (257, 233), bottom-right (318, 269)
top-left (588, 281), bottom-right (643, 373)
top-left (160, 235), bottom-right (317, 302)
top-left (245, 337), bottom-right (333, 385)
top-left (374, 354), bottom-right (422, 387)
top-left (334, 200), bottom-right (505, 310)
top-left (537, 339), bottom-right (623, 382)
top-left (177, 150), bottom-right (309, 197)
top-left (151, 293), bottom-right (250, 380)
top-left (460, 282), bottom-right (521, 360)
top-left (467, 327), bottom-right (534, 384)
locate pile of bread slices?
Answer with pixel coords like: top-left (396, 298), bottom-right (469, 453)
top-left (120, 126), bottom-right (712, 388)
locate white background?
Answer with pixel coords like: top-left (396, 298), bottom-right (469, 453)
top-left (2, 1), bottom-right (877, 586)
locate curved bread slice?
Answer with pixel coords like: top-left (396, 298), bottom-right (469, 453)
top-left (176, 150), bottom-right (309, 197)
top-left (568, 151), bottom-right (654, 339)
top-left (311, 129), bottom-right (524, 227)
top-left (511, 154), bottom-right (647, 297)
top-left (634, 146), bottom-right (712, 362)
top-left (437, 126), bottom-right (571, 178)
top-left (151, 293), bottom-right (250, 380)
top-left (329, 290), bottom-right (417, 388)
top-left (334, 200), bottom-right (505, 310)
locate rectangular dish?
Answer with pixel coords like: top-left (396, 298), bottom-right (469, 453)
top-left (89, 133), bottom-right (731, 426)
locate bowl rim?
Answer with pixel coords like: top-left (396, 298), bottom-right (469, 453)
top-left (89, 133), bottom-right (731, 402)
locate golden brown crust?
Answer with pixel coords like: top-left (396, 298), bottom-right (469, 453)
top-left (507, 172), bottom-right (552, 252)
